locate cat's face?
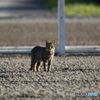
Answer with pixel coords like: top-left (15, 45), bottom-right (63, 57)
top-left (46, 40), bottom-right (56, 51)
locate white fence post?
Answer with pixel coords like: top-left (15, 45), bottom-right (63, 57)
top-left (58, 0), bottom-right (65, 54)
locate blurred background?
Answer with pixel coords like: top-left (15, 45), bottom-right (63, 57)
top-left (0, 0), bottom-right (100, 46)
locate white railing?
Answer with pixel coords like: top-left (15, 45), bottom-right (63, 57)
top-left (0, 46), bottom-right (100, 54)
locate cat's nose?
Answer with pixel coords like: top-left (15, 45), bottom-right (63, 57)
top-left (50, 47), bottom-right (53, 49)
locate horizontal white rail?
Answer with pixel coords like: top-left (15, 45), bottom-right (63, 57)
top-left (65, 49), bottom-right (100, 53)
top-left (65, 46), bottom-right (100, 49)
top-left (0, 46), bottom-right (100, 54)
top-left (0, 46), bottom-right (33, 54)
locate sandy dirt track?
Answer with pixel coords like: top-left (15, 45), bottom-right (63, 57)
top-left (0, 54), bottom-right (100, 100)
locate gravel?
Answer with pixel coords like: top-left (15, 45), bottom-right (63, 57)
top-left (0, 55), bottom-right (100, 100)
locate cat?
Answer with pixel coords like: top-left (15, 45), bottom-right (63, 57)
top-left (30, 40), bottom-right (56, 72)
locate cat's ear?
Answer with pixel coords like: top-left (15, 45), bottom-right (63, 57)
top-left (46, 40), bottom-right (48, 43)
top-left (52, 40), bottom-right (56, 46)
top-left (46, 40), bottom-right (48, 45)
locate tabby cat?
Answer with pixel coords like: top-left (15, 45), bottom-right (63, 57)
top-left (30, 40), bottom-right (56, 72)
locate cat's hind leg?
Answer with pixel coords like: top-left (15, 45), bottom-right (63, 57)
top-left (36, 62), bottom-right (41, 72)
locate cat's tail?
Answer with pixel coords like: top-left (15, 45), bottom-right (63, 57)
top-left (29, 64), bottom-right (33, 71)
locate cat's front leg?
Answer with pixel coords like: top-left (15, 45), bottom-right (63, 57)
top-left (43, 61), bottom-right (46, 72)
top-left (47, 60), bottom-right (51, 72)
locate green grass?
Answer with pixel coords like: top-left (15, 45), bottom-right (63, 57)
top-left (44, 1), bottom-right (100, 16)
top-left (65, 3), bottom-right (100, 16)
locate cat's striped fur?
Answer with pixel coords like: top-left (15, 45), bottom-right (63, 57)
top-left (30, 40), bottom-right (56, 72)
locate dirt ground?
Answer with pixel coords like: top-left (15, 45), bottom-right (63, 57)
top-left (0, 54), bottom-right (100, 100)
top-left (0, 18), bottom-right (100, 100)
top-left (0, 19), bottom-right (100, 46)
